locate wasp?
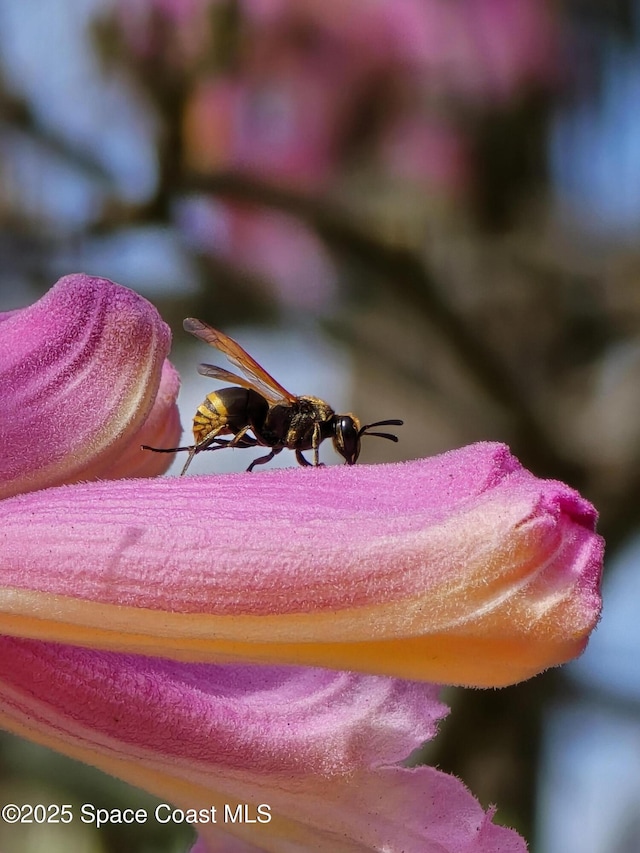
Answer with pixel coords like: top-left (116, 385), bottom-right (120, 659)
top-left (143, 318), bottom-right (403, 475)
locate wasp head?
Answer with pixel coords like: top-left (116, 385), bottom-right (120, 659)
top-left (332, 415), bottom-right (362, 464)
top-left (332, 416), bottom-right (403, 465)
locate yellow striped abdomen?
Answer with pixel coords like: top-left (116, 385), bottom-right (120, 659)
top-left (192, 393), bottom-right (232, 444)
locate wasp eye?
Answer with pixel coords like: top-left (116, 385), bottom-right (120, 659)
top-left (333, 416), bottom-right (360, 464)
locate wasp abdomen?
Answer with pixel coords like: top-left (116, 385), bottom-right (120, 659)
top-left (192, 393), bottom-right (231, 444)
top-left (193, 387), bottom-right (269, 445)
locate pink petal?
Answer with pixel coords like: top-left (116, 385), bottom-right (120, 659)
top-left (0, 637), bottom-right (525, 852)
top-left (93, 359), bottom-right (182, 480)
top-left (0, 274), bottom-right (181, 498)
top-left (0, 443), bottom-right (603, 687)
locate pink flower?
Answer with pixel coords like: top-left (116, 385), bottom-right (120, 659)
top-left (0, 276), bottom-right (603, 851)
top-left (0, 643), bottom-right (527, 852)
top-left (0, 444), bottom-right (602, 688)
top-left (0, 274), bottom-right (181, 499)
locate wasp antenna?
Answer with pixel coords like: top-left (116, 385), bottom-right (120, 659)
top-left (358, 419), bottom-right (404, 441)
top-left (363, 431), bottom-right (399, 442)
top-left (364, 419), bottom-right (403, 429)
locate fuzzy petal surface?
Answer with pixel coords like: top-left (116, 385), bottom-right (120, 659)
top-left (0, 274), bottom-right (181, 497)
top-left (0, 443), bottom-right (602, 686)
top-left (0, 637), bottom-right (525, 853)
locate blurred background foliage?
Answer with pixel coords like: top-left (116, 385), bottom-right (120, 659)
top-left (2, 1), bottom-right (640, 851)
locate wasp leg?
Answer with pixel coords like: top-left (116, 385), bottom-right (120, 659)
top-left (246, 447), bottom-right (282, 473)
top-left (142, 436), bottom-right (233, 454)
top-left (226, 425), bottom-right (255, 448)
top-left (311, 422), bottom-right (325, 467)
top-left (295, 450), bottom-right (312, 467)
top-left (201, 436), bottom-right (258, 451)
top-left (180, 447), bottom-right (200, 476)
top-left (142, 443), bottom-right (192, 453)
top-left (184, 424), bottom-right (258, 475)
top-left (197, 436), bottom-right (250, 452)
top-left (180, 427), bottom-right (229, 475)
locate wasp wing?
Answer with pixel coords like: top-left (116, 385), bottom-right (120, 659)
top-left (197, 363), bottom-right (261, 394)
top-left (184, 318), bottom-right (296, 405)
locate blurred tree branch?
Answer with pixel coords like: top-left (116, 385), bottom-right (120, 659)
top-left (0, 83), bottom-right (112, 184)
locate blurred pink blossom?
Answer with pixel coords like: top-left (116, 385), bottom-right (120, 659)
top-left (177, 196), bottom-right (338, 311)
top-left (184, 76), bottom-right (337, 188)
top-left (126, 0), bottom-right (559, 312)
top-left (115, 0), bottom-right (215, 64)
top-left (239, 0), bottom-right (558, 101)
top-left (177, 0), bottom-right (559, 291)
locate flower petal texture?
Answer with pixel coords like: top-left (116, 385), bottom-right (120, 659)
top-left (0, 274), bottom-right (180, 498)
top-left (0, 442), bottom-right (602, 687)
top-left (0, 637), bottom-right (526, 852)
